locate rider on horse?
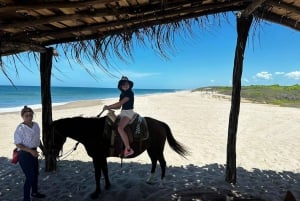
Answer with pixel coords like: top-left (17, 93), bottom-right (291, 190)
top-left (103, 76), bottom-right (135, 157)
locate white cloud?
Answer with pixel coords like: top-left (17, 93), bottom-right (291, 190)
top-left (255, 71), bottom-right (272, 80)
top-left (285, 71), bottom-right (300, 80)
top-left (243, 78), bottom-right (249, 83)
top-left (275, 72), bottom-right (285, 75)
top-left (121, 70), bottom-right (161, 78)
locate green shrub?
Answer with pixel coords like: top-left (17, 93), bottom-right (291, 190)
top-left (193, 85), bottom-right (300, 108)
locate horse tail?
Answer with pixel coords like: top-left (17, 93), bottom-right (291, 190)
top-left (163, 122), bottom-right (189, 158)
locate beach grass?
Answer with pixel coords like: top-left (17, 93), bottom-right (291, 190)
top-left (193, 84), bottom-right (300, 108)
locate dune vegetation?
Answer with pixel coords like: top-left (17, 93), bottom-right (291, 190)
top-left (193, 84), bottom-right (300, 108)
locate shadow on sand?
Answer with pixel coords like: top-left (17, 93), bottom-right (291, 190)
top-left (0, 157), bottom-right (298, 201)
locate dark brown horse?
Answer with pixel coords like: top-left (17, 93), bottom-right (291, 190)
top-left (49, 115), bottom-right (188, 199)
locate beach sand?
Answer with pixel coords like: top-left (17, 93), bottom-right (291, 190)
top-left (0, 91), bottom-right (299, 201)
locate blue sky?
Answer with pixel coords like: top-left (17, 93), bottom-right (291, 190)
top-left (0, 13), bottom-right (299, 89)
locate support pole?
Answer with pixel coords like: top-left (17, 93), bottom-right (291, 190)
top-left (225, 15), bottom-right (253, 184)
top-left (40, 47), bottom-right (56, 171)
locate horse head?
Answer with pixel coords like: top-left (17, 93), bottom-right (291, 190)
top-left (48, 121), bottom-right (67, 158)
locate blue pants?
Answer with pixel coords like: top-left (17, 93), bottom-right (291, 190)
top-left (18, 150), bottom-right (39, 201)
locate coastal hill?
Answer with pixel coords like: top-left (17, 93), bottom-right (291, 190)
top-left (193, 85), bottom-right (300, 108)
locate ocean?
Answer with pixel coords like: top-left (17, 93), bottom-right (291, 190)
top-left (0, 85), bottom-right (178, 113)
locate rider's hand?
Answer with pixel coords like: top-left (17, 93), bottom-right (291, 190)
top-left (103, 105), bottom-right (109, 110)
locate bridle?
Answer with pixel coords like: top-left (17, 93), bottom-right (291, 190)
top-left (51, 125), bottom-right (80, 160)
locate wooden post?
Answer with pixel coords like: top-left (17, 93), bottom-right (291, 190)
top-left (225, 15), bottom-right (253, 184)
top-left (40, 47), bottom-right (56, 171)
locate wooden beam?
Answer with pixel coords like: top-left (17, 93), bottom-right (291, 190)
top-left (40, 6), bottom-right (245, 45)
top-left (255, 10), bottom-right (300, 31)
top-left (0, 10), bottom-right (114, 30)
top-left (8, 3), bottom-right (249, 43)
top-left (0, 0), bottom-right (117, 11)
top-left (267, 0), bottom-right (300, 15)
top-left (0, 0), bottom-right (249, 30)
top-left (0, 42), bottom-right (47, 56)
top-left (3, 6), bottom-right (241, 54)
top-left (241, 0), bottom-right (267, 17)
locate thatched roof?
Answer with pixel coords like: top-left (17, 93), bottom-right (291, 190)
top-left (0, 0), bottom-right (299, 58)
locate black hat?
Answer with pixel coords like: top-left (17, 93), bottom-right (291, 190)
top-left (118, 76), bottom-right (134, 90)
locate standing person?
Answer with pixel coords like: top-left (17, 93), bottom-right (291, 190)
top-left (14, 106), bottom-right (46, 201)
top-left (103, 76), bottom-right (135, 157)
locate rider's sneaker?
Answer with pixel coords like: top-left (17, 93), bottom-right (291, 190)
top-left (123, 148), bottom-right (134, 157)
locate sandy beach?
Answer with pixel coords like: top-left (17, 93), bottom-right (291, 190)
top-left (0, 91), bottom-right (299, 201)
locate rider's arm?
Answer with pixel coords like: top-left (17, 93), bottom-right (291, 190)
top-left (105, 97), bottom-right (129, 110)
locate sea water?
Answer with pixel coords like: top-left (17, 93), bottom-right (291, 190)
top-left (0, 85), bottom-right (178, 113)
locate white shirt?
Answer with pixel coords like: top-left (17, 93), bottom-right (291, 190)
top-left (14, 122), bottom-right (40, 148)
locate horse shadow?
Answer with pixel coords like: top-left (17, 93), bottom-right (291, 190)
top-left (0, 157), bottom-right (298, 201)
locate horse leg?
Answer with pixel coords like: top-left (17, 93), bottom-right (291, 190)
top-left (146, 160), bottom-right (157, 184)
top-left (146, 147), bottom-right (167, 187)
top-left (100, 157), bottom-right (111, 190)
top-left (158, 155), bottom-right (166, 188)
top-left (146, 150), bottom-right (158, 184)
top-left (90, 158), bottom-right (102, 199)
top-left (146, 156), bottom-right (166, 187)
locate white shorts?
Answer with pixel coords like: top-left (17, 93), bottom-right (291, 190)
top-left (119, 109), bottom-right (135, 119)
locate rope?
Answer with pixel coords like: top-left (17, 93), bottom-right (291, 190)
top-left (57, 142), bottom-right (80, 160)
top-left (97, 109), bottom-right (105, 117)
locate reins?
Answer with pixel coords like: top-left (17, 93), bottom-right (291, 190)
top-left (52, 124), bottom-right (81, 160)
top-left (57, 142), bottom-right (80, 160)
top-left (97, 109), bottom-right (105, 118)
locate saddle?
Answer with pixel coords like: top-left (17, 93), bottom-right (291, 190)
top-left (103, 110), bottom-right (149, 157)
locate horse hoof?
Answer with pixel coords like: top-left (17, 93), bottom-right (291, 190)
top-left (146, 180), bottom-right (154, 185)
top-left (90, 191), bottom-right (100, 199)
top-left (159, 178), bottom-right (165, 188)
top-left (146, 173), bottom-right (156, 184)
